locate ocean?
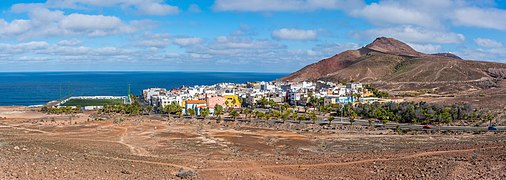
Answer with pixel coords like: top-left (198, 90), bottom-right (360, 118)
top-left (0, 72), bottom-right (286, 106)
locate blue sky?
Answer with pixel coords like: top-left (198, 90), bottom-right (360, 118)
top-left (0, 0), bottom-right (505, 72)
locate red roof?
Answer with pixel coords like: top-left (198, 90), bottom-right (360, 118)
top-left (186, 100), bottom-right (206, 104)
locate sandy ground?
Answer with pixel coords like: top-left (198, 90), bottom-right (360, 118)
top-left (0, 106), bottom-right (505, 179)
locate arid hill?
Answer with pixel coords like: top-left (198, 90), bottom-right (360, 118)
top-left (280, 37), bottom-right (506, 83)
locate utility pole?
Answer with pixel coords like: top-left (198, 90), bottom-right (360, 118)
top-left (340, 105), bottom-right (343, 123)
top-left (128, 83), bottom-right (131, 104)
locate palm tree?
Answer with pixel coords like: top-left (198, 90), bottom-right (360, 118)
top-left (225, 101), bottom-right (230, 109)
top-left (261, 113), bottom-right (269, 121)
top-left (256, 111), bottom-right (265, 122)
top-left (328, 116), bottom-right (335, 125)
top-left (281, 111), bottom-right (290, 123)
top-left (271, 110), bottom-right (281, 121)
top-left (257, 96), bottom-right (268, 108)
top-left (309, 112), bottom-right (317, 124)
top-left (281, 103), bottom-right (290, 112)
top-left (354, 93), bottom-right (362, 102)
top-left (242, 109), bottom-right (251, 120)
top-left (229, 110), bottom-right (239, 121)
top-left (188, 108), bottom-right (196, 119)
top-left (214, 104), bottom-right (225, 122)
top-left (297, 114), bottom-right (306, 124)
top-left (291, 112), bottom-right (298, 122)
top-left (200, 108), bottom-right (210, 120)
top-left (349, 111), bottom-right (357, 125)
top-left (231, 98), bottom-right (237, 108)
top-left (382, 119), bottom-right (389, 128)
top-left (144, 105), bottom-right (153, 115)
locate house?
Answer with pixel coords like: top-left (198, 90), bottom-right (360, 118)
top-left (223, 94), bottom-right (241, 108)
top-left (158, 95), bottom-right (183, 108)
top-left (324, 95), bottom-right (356, 105)
top-left (346, 83), bottom-right (363, 90)
top-left (184, 100), bottom-right (207, 115)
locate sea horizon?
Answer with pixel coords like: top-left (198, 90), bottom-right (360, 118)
top-left (0, 71), bottom-right (287, 106)
top-left (0, 70), bottom-right (292, 74)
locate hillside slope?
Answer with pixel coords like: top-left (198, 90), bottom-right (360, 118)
top-left (280, 37), bottom-right (506, 83)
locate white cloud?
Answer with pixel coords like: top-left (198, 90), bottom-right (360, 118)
top-left (188, 4), bottom-right (202, 13)
top-left (354, 26), bottom-right (465, 44)
top-left (457, 47), bottom-right (506, 63)
top-left (173, 37), bottom-right (204, 47)
top-left (0, 40), bottom-right (136, 63)
top-left (213, 0), bottom-right (364, 12)
top-left (474, 38), bottom-right (503, 48)
top-left (137, 2), bottom-right (180, 15)
top-left (212, 36), bottom-right (284, 49)
top-left (350, 2), bottom-right (438, 28)
top-left (272, 28), bottom-right (317, 41)
top-left (59, 14), bottom-right (135, 36)
top-left (13, 0), bottom-right (180, 16)
top-left (407, 43), bottom-right (442, 54)
top-left (214, 0), bottom-right (506, 33)
top-left (230, 25), bottom-right (257, 36)
top-left (453, 7), bottom-right (506, 30)
top-left (311, 42), bottom-right (360, 55)
top-left (57, 39), bottom-right (82, 46)
top-left (134, 33), bottom-right (171, 49)
top-left (0, 8), bottom-right (142, 40)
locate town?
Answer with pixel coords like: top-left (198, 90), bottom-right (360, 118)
top-left (143, 81), bottom-right (391, 116)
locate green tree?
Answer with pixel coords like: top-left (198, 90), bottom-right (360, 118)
top-left (281, 111), bottom-right (290, 123)
top-left (281, 103), bottom-right (291, 111)
top-left (187, 108), bottom-right (196, 119)
top-left (225, 101), bottom-right (230, 108)
top-left (309, 112), bottom-right (317, 124)
top-left (243, 109), bottom-right (252, 120)
top-left (271, 110), bottom-right (281, 120)
top-left (229, 110), bottom-right (239, 121)
top-left (298, 114), bottom-right (306, 124)
top-left (231, 98), bottom-right (237, 107)
top-left (214, 104), bottom-right (225, 122)
top-left (349, 111), bottom-right (357, 126)
top-left (291, 112), bottom-right (298, 122)
top-left (200, 108), bottom-right (210, 120)
top-left (328, 116), bottom-right (335, 125)
top-left (144, 105), bottom-right (153, 115)
top-left (382, 119), bottom-right (389, 128)
top-left (256, 111), bottom-right (265, 121)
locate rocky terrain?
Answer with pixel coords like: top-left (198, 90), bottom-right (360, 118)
top-left (0, 107), bottom-right (505, 179)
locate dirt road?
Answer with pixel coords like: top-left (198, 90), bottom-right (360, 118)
top-left (0, 108), bottom-right (505, 179)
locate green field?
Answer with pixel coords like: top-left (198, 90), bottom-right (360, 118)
top-left (60, 99), bottom-right (124, 106)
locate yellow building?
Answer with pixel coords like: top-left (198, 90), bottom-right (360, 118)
top-left (362, 89), bottom-right (374, 97)
top-left (223, 95), bottom-right (241, 108)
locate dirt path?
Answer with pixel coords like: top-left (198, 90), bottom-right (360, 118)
top-left (117, 126), bottom-right (151, 157)
top-left (87, 154), bottom-right (194, 169)
top-left (199, 146), bottom-right (499, 172)
top-left (0, 124), bottom-right (49, 134)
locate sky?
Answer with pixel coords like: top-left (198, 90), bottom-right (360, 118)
top-left (0, 0), bottom-right (506, 73)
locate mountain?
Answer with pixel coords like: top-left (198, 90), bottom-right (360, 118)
top-left (431, 53), bottom-right (462, 60)
top-left (279, 37), bottom-right (506, 84)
